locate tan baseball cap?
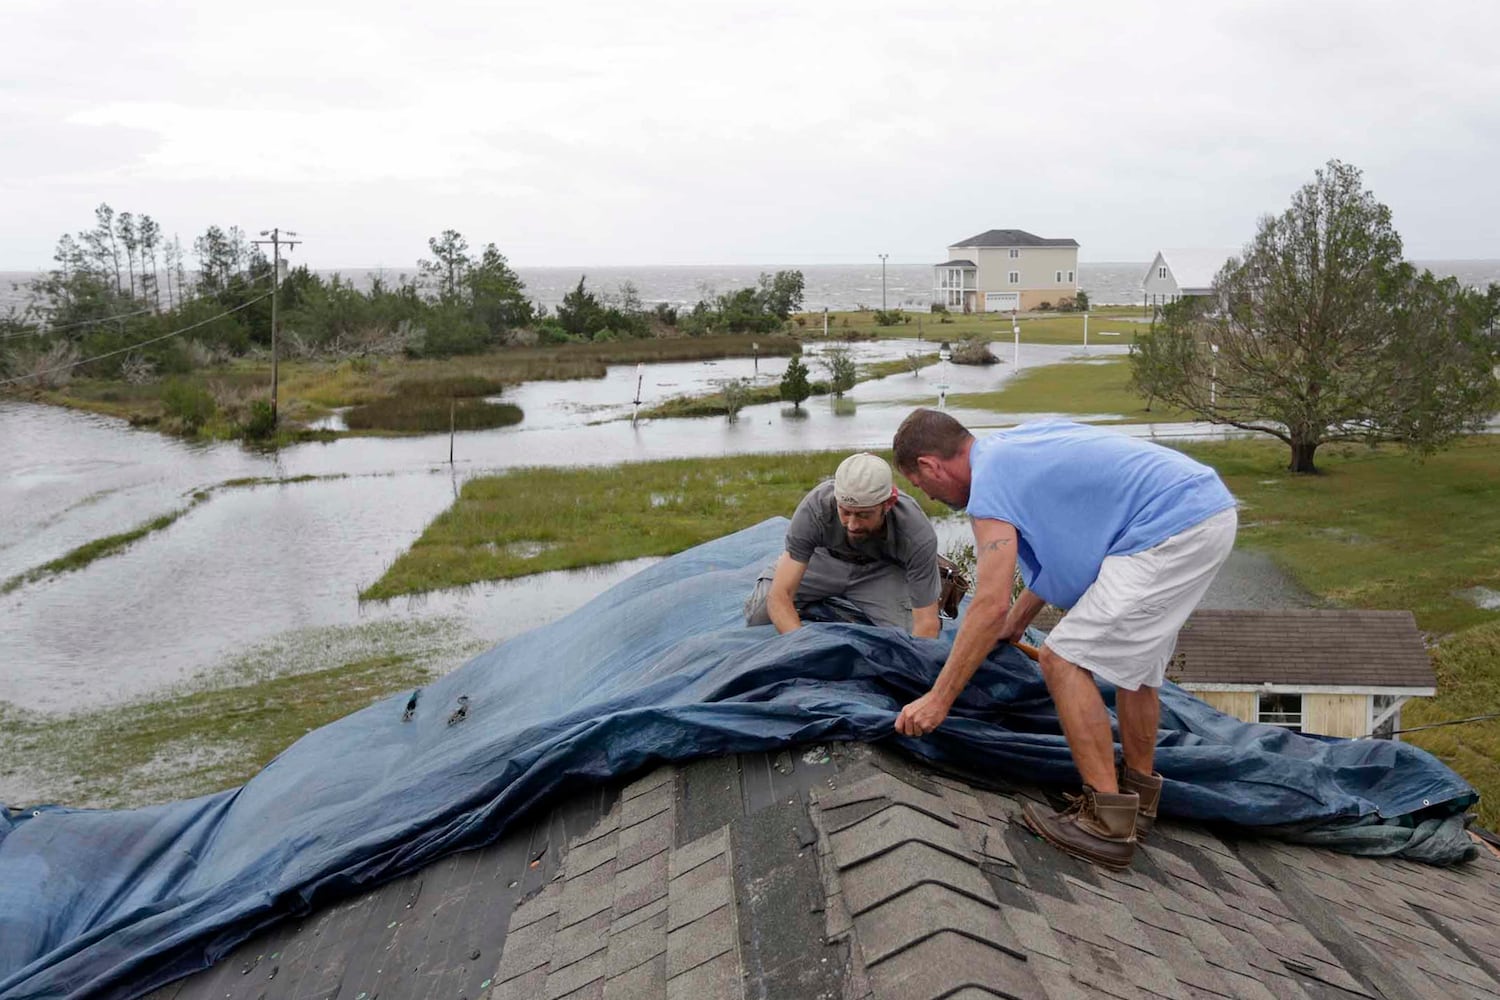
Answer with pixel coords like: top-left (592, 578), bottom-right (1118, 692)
top-left (834, 453), bottom-right (895, 508)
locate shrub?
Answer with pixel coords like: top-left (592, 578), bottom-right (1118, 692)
top-left (1076, 290), bottom-right (1090, 311)
top-left (243, 399), bottom-right (277, 440)
top-left (951, 337), bottom-right (998, 365)
top-left (653, 301), bottom-right (679, 326)
top-left (161, 378), bottom-right (216, 431)
top-left (1037, 301), bottom-right (1053, 311)
top-left (821, 347), bottom-right (857, 397)
top-left (721, 378), bottom-right (750, 422)
top-left (779, 355), bottom-right (811, 410)
top-left (873, 309), bottom-right (905, 327)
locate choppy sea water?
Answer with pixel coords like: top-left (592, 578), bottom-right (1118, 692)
top-left (6, 260), bottom-right (1497, 315)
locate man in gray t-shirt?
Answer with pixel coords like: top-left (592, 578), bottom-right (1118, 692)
top-left (744, 453), bottom-right (942, 637)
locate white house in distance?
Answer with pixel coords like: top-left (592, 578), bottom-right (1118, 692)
top-left (933, 229), bottom-right (1080, 313)
top-left (1141, 248), bottom-right (1237, 308)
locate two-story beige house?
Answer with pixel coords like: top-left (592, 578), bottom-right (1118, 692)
top-left (933, 229), bottom-right (1080, 313)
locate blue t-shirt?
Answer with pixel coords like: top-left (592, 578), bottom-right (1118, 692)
top-left (967, 420), bottom-right (1236, 608)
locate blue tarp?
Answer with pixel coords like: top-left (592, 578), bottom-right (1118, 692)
top-left (0, 519), bottom-right (1478, 999)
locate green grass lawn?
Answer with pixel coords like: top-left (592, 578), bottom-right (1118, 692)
top-left (944, 356), bottom-right (1196, 423)
top-left (797, 306), bottom-right (1147, 345)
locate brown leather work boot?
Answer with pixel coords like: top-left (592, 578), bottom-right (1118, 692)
top-left (1022, 786), bottom-right (1139, 870)
top-left (1120, 767), bottom-right (1163, 840)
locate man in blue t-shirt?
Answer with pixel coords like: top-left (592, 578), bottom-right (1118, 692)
top-left (890, 409), bottom-right (1237, 869)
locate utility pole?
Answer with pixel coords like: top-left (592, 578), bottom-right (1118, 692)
top-left (878, 253), bottom-right (889, 313)
top-left (252, 228), bottom-right (301, 423)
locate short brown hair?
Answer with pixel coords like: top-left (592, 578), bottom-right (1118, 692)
top-left (893, 408), bottom-right (973, 473)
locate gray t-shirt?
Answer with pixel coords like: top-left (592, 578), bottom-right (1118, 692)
top-left (785, 480), bottom-right (942, 607)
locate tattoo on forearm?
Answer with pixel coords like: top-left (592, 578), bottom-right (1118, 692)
top-left (980, 539), bottom-right (1013, 553)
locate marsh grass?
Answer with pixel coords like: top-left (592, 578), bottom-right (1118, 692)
top-left (945, 356), bottom-right (1196, 422)
top-left (345, 398), bottom-right (524, 433)
top-left (360, 450), bottom-right (954, 599)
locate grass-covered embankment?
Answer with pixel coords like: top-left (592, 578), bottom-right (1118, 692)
top-left (944, 356), bottom-right (1196, 423)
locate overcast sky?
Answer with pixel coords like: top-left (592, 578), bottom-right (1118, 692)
top-left (4, 0), bottom-right (1498, 269)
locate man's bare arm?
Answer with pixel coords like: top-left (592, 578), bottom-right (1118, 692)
top-left (910, 602), bottom-right (941, 639)
top-left (766, 552), bottom-right (809, 634)
top-left (895, 518), bottom-right (1018, 735)
top-left (1001, 588), bottom-right (1046, 644)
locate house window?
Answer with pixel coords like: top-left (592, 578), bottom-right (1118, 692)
top-left (1068, 270), bottom-right (1074, 283)
top-left (1158, 266), bottom-right (1167, 280)
top-left (1009, 249), bottom-right (1019, 259)
top-left (1008, 271), bottom-right (1019, 284)
top-left (1055, 270), bottom-right (1062, 283)
top-left (947, 289), bottom-right (962, 307)
top-left (1258, 693), bottom-right (1302, 732)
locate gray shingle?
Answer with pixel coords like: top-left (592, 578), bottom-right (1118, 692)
top-left (668, 874), bottom-right (732, 932)
top-left (668, 827), bottom-right (727, 880)
top-left (553, 909), bottom-right (611, 969)
top-left (854, 881), bottom-right (1023, 966)
top-left (666, 902), bottom-right (735, 978)
top-left (621, 782), bottom-right (674, 829)
top-left (546, 948), bottom-right (607, 1000)
top-left (495, 911), bottom-right (558, 982)
top-left (830, 803), bottom-right (969, 870)
top-left (559, 860), bottom-right (617, 928)
top-left (818, 772), bottom-right (958, 830)
top-left (862, 929), bottom-right (1044, 1000)
top-left (613, 849), bottom-right (669, 918)
top-left (619, 810), bottom-right (673, 869)
top-left (621, 767), bottom-right (673, 801)
top-left (841, 841), bottom-right (995, 916)
top-left (665, 950), bottom-right (742, 1000)
top-left (607, 907), bottom-right (668, 978)
top-left (488, 965), bottom-right (547, 1000)
top-left (605, 952), bottom-right (666, 1000)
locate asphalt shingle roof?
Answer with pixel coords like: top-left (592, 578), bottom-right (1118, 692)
top-left (1169, 610), bottom-right (1437, 689)
top-left (150, 743), bottom-right (1500, 1000)
top-left (950, 230), bottom-right (1080, 249)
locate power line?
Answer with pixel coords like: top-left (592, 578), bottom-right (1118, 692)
top-left (0, 291), bottom-right (273, 388)
top-left (1381, 712), bottom-right (1500, 738)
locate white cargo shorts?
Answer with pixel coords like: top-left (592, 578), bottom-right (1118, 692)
top-left (1043, 507), bottom-right (1238, 691)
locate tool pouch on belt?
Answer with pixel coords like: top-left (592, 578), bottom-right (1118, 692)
top-left (936, 555), bottom-right (970, 619)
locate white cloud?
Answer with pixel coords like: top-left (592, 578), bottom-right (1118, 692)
top-left (4, 0), bottom-right (1499, 266)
